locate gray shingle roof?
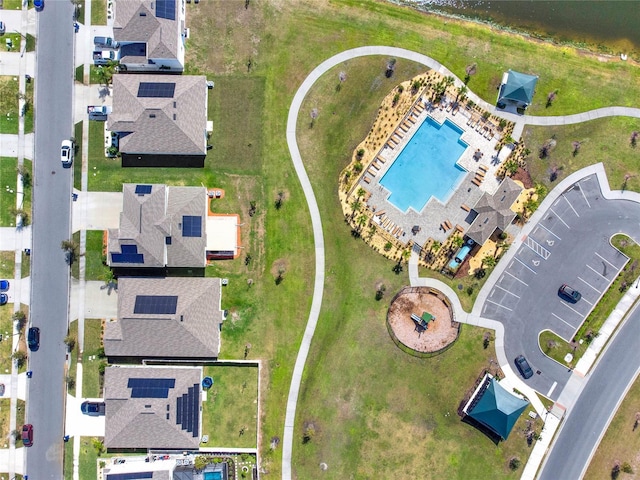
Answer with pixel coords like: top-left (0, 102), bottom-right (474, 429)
top-left (113, 0), bottom-right (180, 61)
top-left (108, 184), bottom-right (207, 268)
top-left (108, 75), bottom-right (207, 156)
top-left (104, 277), bottom-right (223, 358)
top-left (104, 366), bottom-right (201, 450)
top-left (467, 177), bottom-right (522, 245)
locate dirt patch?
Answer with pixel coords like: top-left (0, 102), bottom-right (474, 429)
top-left (387, 287), bottom-right (458, 354)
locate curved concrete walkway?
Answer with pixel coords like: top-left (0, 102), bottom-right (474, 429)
top-left (282, 46), bottom-right (640, 480)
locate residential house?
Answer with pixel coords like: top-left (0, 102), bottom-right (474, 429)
top-left (108, 74), bottom-right (208, 167)
top-left (104, 276), bottom-right (224, 361)
top-left (107, 184), bottom-right (207, 273)
top-left (113, 0), bottom-right (186, 72)
top-left (104, 366), bottom-right (202, 450)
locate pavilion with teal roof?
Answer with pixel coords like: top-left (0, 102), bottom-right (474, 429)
top-left (497, 70), bottom-right (539, 111)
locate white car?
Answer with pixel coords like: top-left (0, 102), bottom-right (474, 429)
top-left (61, 139), bottom-right (74, 167)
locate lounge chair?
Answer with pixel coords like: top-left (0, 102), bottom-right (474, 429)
top-left (399, 123), bottom-right (409, 132)
top-left (474, 174), bottom-right (484, 183)
top-left (461, 204), bottom-right (471, 212)
top-left (363, 177), bottom-right (371, 184)
top-left (371, 162), bottom-right (380, 171)
top-left (375, 210), bottom-right (385, 217)
top-left (386, 141), bottom-right (395, 149)
top-left (367, 167), bottom-right (377, 176)
top-left (472, 178), bottom-right (482, 187)
top-left (455, 224), bottom-right (464, 234)
top-left (476, 170), bottom-right (485, 178)
top-left (376, 156), bottom-right (386, 164)
top-left (478, 165), bottom-right (489, 173)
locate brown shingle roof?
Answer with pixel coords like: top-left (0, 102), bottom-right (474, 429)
top-left (104, 277), bottom-right (223, 358)
top-left (108, 184), bottom-right (207, 268)
top-left (108, 75), bottom-right (207, 156)
top-left (113, 0), bottom-right (180, 61)
top-left (104, 366), bottom-right (201, 450)
top-left (467, 177), bottom-right (523, 245)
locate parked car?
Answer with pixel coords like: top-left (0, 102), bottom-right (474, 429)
top-left (515, 355), bottom-right (533, 379)
top-left (0, 280), bottom-right (8, 291)
top-left (0, 294), bottom-right (7, 306)
top-left (33, 0), bottom-right (44, 11)
top-left (559, 284), bottom-right (581, 303)
top-left (21, 424), bottom-right (33, 447)
top-left (0, 21), bottom-right (6, 35)
top-left (0, 384), bottom-right (5, 396)
top-left (27, 327), bottom-right (40, 351)
top-left (93, 49), bottom-right (119, 65)
top-left (61, 139), bottom-right (74, 167)
top-left (93, 36), bottom-right (118, 49)
top-left (81, 401), bottom-right (106, 416)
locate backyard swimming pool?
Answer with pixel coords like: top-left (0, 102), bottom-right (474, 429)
top-left (380, 116), bottom-right (468, 212)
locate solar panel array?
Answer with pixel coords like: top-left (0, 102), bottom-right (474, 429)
top-left (106, 473), bottom-right (153, 480)
top-left (137, 82), bottom-right (176, 98)
top-left (111, 244), bottom-right (144, 264)
top-left (128, 378), bottom-right (176, 398)
top-left (133, 295), bottom-right (178, 315)
top-left (182, 215), bottom-right (202, 237)
top-left (155, 0), bottom-right (176, 20)
top-left (134, 184), bottom-right (152, 195)
top-left (176, 383), bottom-right (200, 437)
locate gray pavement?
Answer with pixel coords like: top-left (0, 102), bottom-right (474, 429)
top-left (0, 134), bottom-right (34, 159)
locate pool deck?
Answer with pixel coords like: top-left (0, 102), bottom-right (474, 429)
top-left (361, 96), bottom-right (514, 247)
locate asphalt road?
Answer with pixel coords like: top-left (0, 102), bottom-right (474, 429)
top-left (539, 300), bottom-right (640, 480)
top-left (481, 174), bottom-right (640, 399)
top-left (26, 1), bottom-right (75, 478)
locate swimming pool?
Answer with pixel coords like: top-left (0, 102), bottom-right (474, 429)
top-left (380, 116), bottom-right (468, 212)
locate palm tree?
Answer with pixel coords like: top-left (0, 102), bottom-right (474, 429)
top-left (455, 85), bottom-right (468, 103)
top-left (357, 214), bottom-right (368, 233)
top-left (350, 199), bottom-right (361, 219)
top-left (356, 187), bottom-right (366, 199)
top-left (452, 235), bottom-right (464, 249)
top-left (483, 255), bottom-right (497, 268)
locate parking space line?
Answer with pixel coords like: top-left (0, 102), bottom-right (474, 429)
top-left (485, 298), bottom-right (513, 312)
top-left (577, 276), bottom-right (601, 293)
top-left (587, 263), bottom-right (609, 280)
top-left (581, 297), bottom-right (593, 306)
top-left (552, 312), bottom-right (574, 329)
top-left (595, 251), bottom-right (619, 269)
top-left (547, 381), bottom-right (558, 398)
top-left (525, 236), bottom-right (551, 259)
top-left (560, 301), bottom-right (583, 316)
top-left (562, 195), bottom-right (580, 217)
top-left (514, 256), bottom-right (537, 274)
top-left (578, 182), bottom-right (592, 208)
top-left (549, 208), bottom-right (570, 228)
top-left (494, 284), bottom-right (520, 298)
top-left (539, 223), bottom-right (561, 240)
top-left (504, 271), bottom-right (528, 286)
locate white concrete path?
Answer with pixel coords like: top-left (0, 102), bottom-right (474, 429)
top-left (71, 191), bottom-right (122, 232)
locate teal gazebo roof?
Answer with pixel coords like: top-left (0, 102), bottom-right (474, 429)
top-left (468, 377), bottom-right (529, 439)
top-left (499, 70), bottom-right (538, 105)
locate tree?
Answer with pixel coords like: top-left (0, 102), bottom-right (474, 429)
top-left (571, 141), bottom-right (581, 156)
top-left (194, 455), bottom-right (209, 470)
top-left (385, 58), bottom-right (396, 78)
top-left (356, 187), bottom-right (366, 199)
top-left (509, 457), bottom-right (521, 471)
top-left (309, 108), bottom-right (318, 128)
top-left (411, 79), bottom-right (422, 94)
top-left (375, 284), bottom-right (386, 301)
top-left (383, 242), bottom-right (392, 252)
top-left (95, 61), bottom-right (118, 87)
top-left (66, 375), bottom-right (76, 390)
top-left (13, 311), bottom-right (27, 332)
top-left (504, 159), bottom-right (519, 177)
top-left (12, 350), bottom-right (27, 368)
top-left (482, 255), bottom-right (497, 268)
top-left (275, 191), bottom-right (285, 210)
top-left (455, 84), bottom-right (468, 103)
top-left (631, 131), bottom-right (639, 147)
top-left (452, 235), bottom-right (464, 249)
top-left (336, 71), bottom-right (347, 91)
top-left (10, 207), bottom-right (30, 227)
top-left (61, 239), bottom-right (79, 265)
top-left (64, 335), bottom-right (76, 352)
top-left (302, 423), bottom-right (316, 443)
top-left (546, 89), bottom-right (558, 108)
top-left (16, 164), bottom-right (31, 188)
top-left (357, 214), bottom-right (368, 233)
top-left (275, 267), bottom-right (285, 285)
top-left (464, 63), bottom-right (477, 84)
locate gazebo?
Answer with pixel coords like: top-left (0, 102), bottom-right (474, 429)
top-left (463, 374), bottom-right (529, 440)
top-left (497, 70), bottom-right (539, 111)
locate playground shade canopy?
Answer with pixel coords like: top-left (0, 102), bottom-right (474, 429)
top-left (467, 377), bottom-right (529, 439)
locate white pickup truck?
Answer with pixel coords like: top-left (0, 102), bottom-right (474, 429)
top-left (87, 105), bottom-right (112, 121)
top-left (93, 50), bottom-right (119, 65)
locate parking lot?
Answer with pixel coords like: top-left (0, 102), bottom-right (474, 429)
top-left (480, 174), bottom-right (631, 398)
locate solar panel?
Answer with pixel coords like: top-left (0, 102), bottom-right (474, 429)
top-left (106, 473), bottom-right (153, 480)
top-left (156, 0), bottom-right (176, 20)
top-left (121, 244), bottom-right (138, 254)
top-left (176, 396), bottom-right (182, 424)
top-left (128, 378), bottom-right (176, 398)
top-left (110, 252), bottom-right (144, 264)
top-left (182, 215), bottom-right (202, 238)
top-left (135, 185), bottom-right (152, 195)
top-left (191, 384), bottom-right (199, 436)
top-left (134, 295), bottom-right (178, 315)
top-left (137, 82), bottom-right (176, 98)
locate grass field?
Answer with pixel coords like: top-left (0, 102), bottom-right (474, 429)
top-left (200, 364), bottom-right (259, 448)
top-left (0, 307), bottom-right (14, 374)
top-left (0, 157), bottom-right (18, 227)
top-left (79, 436), bottom-right (100, 480)
top-left (74, 121), bottom-right (83, 191)
top-left (81, 319), bottom-right (104, 398)
top-left (69, 0), bottom-right (640, 476)
top-left (68, 320), bottom-right (78, 396)
top-left (0, 398), bottom-right (10, 446)
top-left (91, 0), bottom-right (107, 26)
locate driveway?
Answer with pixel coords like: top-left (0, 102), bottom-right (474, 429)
top-left (71, 191), bottom-right (122, 232)
top-left (481, 173), bottom-right (640, 399)
top-left (70, 280), bottom-right (118, 321)
top-left (65, 394), bottom-right (106, 437)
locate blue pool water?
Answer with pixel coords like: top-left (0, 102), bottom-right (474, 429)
top-left (204, 472), bottom-right (222, 480)
top-left (380, 116), bottom-right (468, 212)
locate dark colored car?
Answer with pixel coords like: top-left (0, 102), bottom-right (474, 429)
top-left (81, 401), bottom-right (106, 416)
top-left (0, 294), bottom-right (7, 306)
top-left (33, 0), bottom-right (44, 11)
top-left (27, 327), bottom-right (40, 351)
top-left (515, 355), bottom-right (533, 379)
top-left (22, 424), bottom-right (33, 447)
top-left (559, 284), bottom-right (582, 303)
top-left (0, 280), bottom-right (9, 291)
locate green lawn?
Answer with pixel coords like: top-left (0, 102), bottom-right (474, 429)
top-left (0, 252), bottom-right (14, 279)
top-left (0, 157), bottom-right (18, 226)
top-left (64, 439), bottom-right (74, 480)
top-left (91, 0), bottom-right (107, 26)
top-left (68, 321), bottom-right (79, 396)
top-left (0, 399), bottom-right (10, 447)
top-left (79, 437), bottom-right (101, 480)
top-left (84, 231), bottom-right (109, 281)
top-left (584, 372), bottom-right (640, 479)
top-left (81, 319), bottom-right (104, 398)
top-left (0, 307), bottom-right (14, 374)
top-left (74, 121), bottom-right (83, 190)
top-left (21, 250), bottom-right (30, 278)
top-left (201, 365), bottom-right (259, 448)
top-left (3, 0), bottom-right (22, 9)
